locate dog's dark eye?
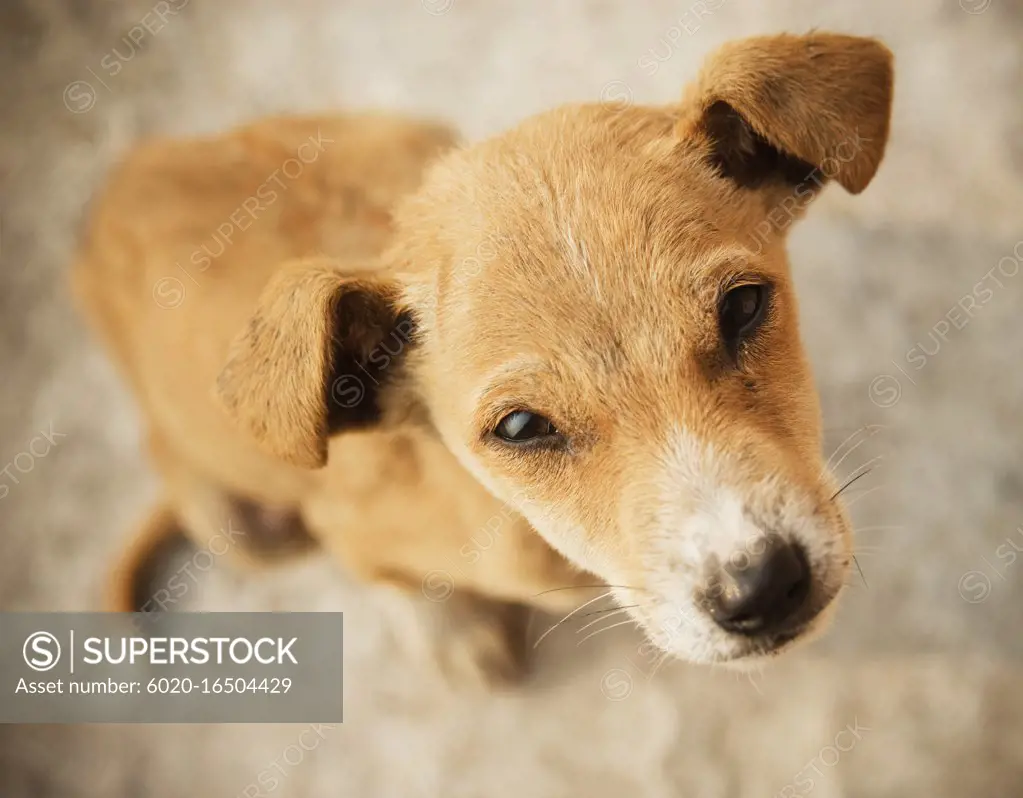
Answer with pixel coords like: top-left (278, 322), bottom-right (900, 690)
top-left (494, 410), bottom-right (558, 443)
top-left (719, 284), bottom-right (769, 350)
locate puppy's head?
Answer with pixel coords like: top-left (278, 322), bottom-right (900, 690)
top-left (218, 33), bottom-right (893, 665)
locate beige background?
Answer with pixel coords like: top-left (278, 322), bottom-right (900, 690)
top-left (1, 0), bottom-right (1022, 795)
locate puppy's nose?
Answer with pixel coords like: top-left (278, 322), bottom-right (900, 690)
top-left (705, 536), bottom-right (811, 636)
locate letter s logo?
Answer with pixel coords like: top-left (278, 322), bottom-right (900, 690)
top-left (23, 631), bottom-right (61, 672)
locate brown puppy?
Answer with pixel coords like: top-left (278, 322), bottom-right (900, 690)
top-left (74, 33), bottom-right (893, 682)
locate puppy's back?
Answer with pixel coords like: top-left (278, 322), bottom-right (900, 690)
top-left (72, 113), bottom-right (457, 496)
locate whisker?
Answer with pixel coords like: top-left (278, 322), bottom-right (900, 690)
top-left (843, 484), bottom-right (887, 508)
top-left (533, 591), bottom-right (614, 649)
top-left (531, 584), bottom-right (650, 597)
top-left (847, 453), bottom-right (886, 479)
top-left (852, 555), bottom-right (868, 588)
top-left (824, 424), bottom-right (885, 475)
top-left (823, 426), bottom-right (870, 472)
top-left (832, 453), bottom-right (884, 493)
top-left (830, 467), bottom-right (877, 501)
top-left (577, 617), bottom-right (638, 646)
top-left (577, 606), bottom-right (634, 634)
top-left (580, 604), bottom-right (640, 618)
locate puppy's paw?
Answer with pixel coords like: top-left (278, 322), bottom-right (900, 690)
top-left (378, 586), bottom-right (534, 689)
top-left (435, 596), bottom-right (533, 689)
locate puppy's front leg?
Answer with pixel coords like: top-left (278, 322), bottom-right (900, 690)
top-left (361, 533), bottom-right (604, 686)
top-left (373, 570), bottom-right (534, 688)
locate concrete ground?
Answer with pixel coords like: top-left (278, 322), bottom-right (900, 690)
top-left (0, 0), bottom-right (1021, 795)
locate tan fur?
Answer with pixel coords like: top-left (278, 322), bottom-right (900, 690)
top-left (73, 34), bottom-right (894, 682)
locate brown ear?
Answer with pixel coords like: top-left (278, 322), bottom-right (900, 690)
top-left (215, 259), bottom-right (414, 469)
top-left (681, 33), bottom-right (894, 195)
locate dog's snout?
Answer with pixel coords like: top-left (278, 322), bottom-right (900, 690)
top-left (705, 536), bottom-right (811, 636)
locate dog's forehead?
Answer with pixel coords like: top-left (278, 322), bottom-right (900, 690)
top-left (433, 113), bottom-right (751, 363)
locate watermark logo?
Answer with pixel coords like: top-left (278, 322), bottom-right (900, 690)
top-left (0, 423), bottom-right (66, 500)
top-left (960, 0), bottom-right (992, 14)
top-left (773, 719), bottom-right (871, 797)
top-left (421, 570), bottom-right (455, 603)
top-left (23, 631), bottom-right (62, 672)
top-left (868, 374), bottom-right (902, 409)
top-left (330, 375), bottom-right (365, 409)
top-left (958, 570), bottom-right (991, 603)
top-left (637, 0), bottom-right (727, 76)
top-left (421, 0), bottom-right (455, 14)
top-left (869, 240), bottom-right (1022, 409)
top-left (151, 130), bottom-right (334, 308)
top-left (152, 277), bottom-right (185, 309)
top-left (957, 523), bottom-right (1022, 603)
top-left (600, 80), bottom-right (634, 106)
top-left (600, 668), bottom-right (634, 700)
top-left (63, 81), bottom-right (98, 114)
top-left (62, 0), bottom-right (191, 114)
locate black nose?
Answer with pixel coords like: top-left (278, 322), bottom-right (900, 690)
top-left (705, 537), bottom-right (811, 636)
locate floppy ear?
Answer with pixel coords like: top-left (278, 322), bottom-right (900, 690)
top-left (680, 33), bottom-right (894, 195)
top-left (215, 258), bottom-right (414, 469)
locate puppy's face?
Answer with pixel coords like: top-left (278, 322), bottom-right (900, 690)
top-left (219, 33), bottom-right (893, 665)
top-left (404, 110), bottom-right (848, 666)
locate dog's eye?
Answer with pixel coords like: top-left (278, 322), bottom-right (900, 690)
top-left (719, 283), bottom-right (769, 350)
top-left (494, 410), bottom-right (558, 443)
